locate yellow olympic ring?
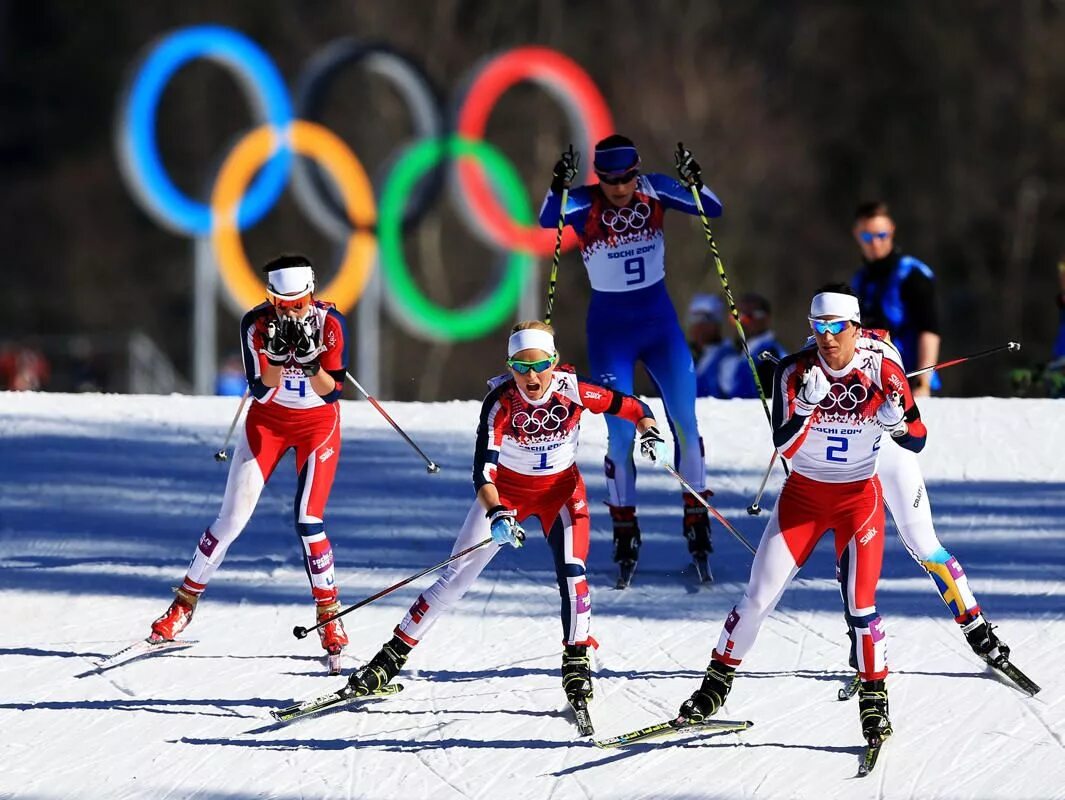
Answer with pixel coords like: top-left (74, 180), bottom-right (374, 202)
top-left (210, 120), bottom-right (377, 313)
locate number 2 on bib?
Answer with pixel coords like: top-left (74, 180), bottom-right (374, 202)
top-left (826, 435), bottom-right (849, 462)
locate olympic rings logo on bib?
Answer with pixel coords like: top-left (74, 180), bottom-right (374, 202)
top-left (116, 26), bottom-right (614, 341)
top-left (602, 202), bottom-right (651, 234)
top-left (512, 405), bottom-right (570, 435)
top-left (819, 382), bottom-right (870, 413)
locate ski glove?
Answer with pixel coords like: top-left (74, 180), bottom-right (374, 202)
top-left (674, 144), bottom-right (702, 189)
top-left (638, 425), bottom-right (669, 464)
top-left (486, 505), bottom-right (525, 548)
top-left (262, 318), bottom-right (293, 365)
top-left (292, 317), bottom-right (327, 376)
top-left (795, 365), bottom-right (830, 415)
top-left (551, 145), bottom-right (580, 192)
top-left (876, 391), bottom-right (908, 436)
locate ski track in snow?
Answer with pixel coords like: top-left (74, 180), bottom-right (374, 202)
top-left (0, 392), bottom-right (1063, 800)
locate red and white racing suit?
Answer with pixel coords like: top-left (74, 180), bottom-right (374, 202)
top-left (179, 300), bottom-right (348, 609)
top-left (713, 340), bottom-right (927, 681)
top-left (394, 366), bottom-right (651, 648)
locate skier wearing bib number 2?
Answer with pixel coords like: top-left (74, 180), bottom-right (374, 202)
top-left (678, 284), bottom-right (927, 751)
top-left (539, 135), bottom-right (724, 587)
top-left (147, 254), bottom-right (351, 672)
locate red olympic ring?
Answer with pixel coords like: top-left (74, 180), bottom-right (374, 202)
top-left (456, 46), bottom-right (614, 256)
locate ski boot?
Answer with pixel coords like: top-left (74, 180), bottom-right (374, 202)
top-left (679, 659), bottom-right (734, 722)
top-left (858, 679), bottom-right (892, 741)
top-left (317, 602), bottom-right (349, 655)
top-left (149, 588), bottom-right (198, 642)
top-left (562, 644), bottom-right (595, 735)
top-left (682, 491), bottom-right (714, 582)
top-left (347, 635), bottom-right (411, 697)
top-left (562, 644), bottom-right (594, 703)
top-left (962, 614), bottom-right (1010, 663)
top-left (609, 505), bottom-right (641, 589)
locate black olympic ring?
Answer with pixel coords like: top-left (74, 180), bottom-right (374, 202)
top-left (293, 39), bottom-right (446, 238)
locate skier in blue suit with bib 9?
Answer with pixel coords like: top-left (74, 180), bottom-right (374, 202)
top-left (538, 135), bottom-right (724, 585)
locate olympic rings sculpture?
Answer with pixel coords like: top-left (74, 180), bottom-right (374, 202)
top-left (116, 25), bottom-right (615, 342)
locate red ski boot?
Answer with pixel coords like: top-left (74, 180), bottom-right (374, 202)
top-left (317, 602), bottom-right (349, 655)
top-left (150, 590), bottom-right (198, 642)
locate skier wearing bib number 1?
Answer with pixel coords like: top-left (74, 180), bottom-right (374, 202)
top-left (147, 254), bottom-right (351, 672)
top-left (678, 284), bottom-right (927, 752)
top-left (539, 135), bottom-right (724, 587)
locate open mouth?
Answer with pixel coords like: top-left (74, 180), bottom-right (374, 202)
top-left (523, 377), bottom-right (543, 396)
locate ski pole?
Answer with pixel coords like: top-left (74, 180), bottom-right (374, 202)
top-left (677, 142), bottom-right (775, 435)
top-left (213, 390), bottom-right (249, 462)
top-left (746, 451), bottom-right (777, 516)
top-left (345, 372), bottom-right (441, 474)
top-left (745, 340), bottom-right (1022, 515)
top-left (293, 537), bottom-right (494, 639)
top-left (544, 144), bottom-right (575, 326)
top-left (907, 341), bottom-right (1021, 378)
top-left (662, 462), bottom-right (757, 556)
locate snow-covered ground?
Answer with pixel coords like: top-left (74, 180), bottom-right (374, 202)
top-left (1, 392), bottom-right (1062, 800)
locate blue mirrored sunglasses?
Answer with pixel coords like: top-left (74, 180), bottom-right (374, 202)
top-left (809, 318), bottom-right (851, 335)
top-left (858, 231), bottom-right (891, 244)
top-left (507, 356), bottom-right (555, 374)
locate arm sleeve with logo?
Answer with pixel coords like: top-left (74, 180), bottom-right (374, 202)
top-left (317, 308), bottom-right (348, 403)
top-left (880, 357), bottom-right (927, 453)
top-left (576, 378), bottom-right (652, 423)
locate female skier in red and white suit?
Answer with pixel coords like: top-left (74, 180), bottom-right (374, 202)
top-left (149, 254), bottom-right (350, 659)
top-left (337, 320), bottom-right (668, 711)
top-left (678, 285), bottom-right (927, 744)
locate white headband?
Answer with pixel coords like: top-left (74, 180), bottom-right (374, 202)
top-left (809, 292), bottom-right (861, 322)
top-left (507, 328), bottom-right (556, 358)
top-left (266, 265), bottom-right (315, 298)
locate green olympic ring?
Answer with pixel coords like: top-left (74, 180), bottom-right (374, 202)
top-left (378, 137), bottom-right (535, 341)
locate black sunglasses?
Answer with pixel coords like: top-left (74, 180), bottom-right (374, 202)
top-left (597, 168), bottom-right (639, 186)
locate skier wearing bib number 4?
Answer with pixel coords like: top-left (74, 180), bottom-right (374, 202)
top-left (679, 285), bottom-right (927, 760)
top-left (539, 135), bottom-right (724, 587)
top-left (147, 254), bottom-right (351, 671)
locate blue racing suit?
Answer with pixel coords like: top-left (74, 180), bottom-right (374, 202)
top-left (539, 174), bottom-right (723, 505)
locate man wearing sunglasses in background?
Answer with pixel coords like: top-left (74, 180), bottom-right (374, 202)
top-left (852, 201), bottom-right (940, 396)
top-left (147, 254), bottom-right (352, 673)
top-left (539, 135), bottom-right (724, 587)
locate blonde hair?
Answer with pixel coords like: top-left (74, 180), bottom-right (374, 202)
top-left (511, 320), bottom-right (555, 336)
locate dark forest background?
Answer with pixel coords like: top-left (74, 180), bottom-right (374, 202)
top-left (2, 0), bottom-right (1063, 398)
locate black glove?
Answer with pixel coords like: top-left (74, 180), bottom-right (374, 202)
top-left (261, 318), bottom-right (293, 365)
top-left (551, 144), bottom-right (580, 192)
top-left (292, 317), bottom-right (327, 376)
top-left (674, 142), bottom-right (702, 188)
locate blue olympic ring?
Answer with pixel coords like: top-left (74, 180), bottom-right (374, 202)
top-left (118, 24), bottom-right (294, 235)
